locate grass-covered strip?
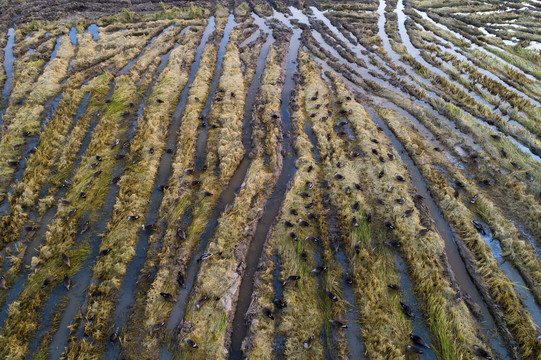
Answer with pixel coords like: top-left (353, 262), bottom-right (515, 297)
top-left (0, 35), bottom-right (75, 202)
top-left (175, 37), bottom-right (287, 360)
top-left (0, 21), bottom-right (186, 360)
top-left (243, 67), bottom-right (328, 360)
top-left (328, 69), bottom-right (490, 359)
top-left (119, 15), bottom-right (230, 358)
top-left (301, 53), bottom-right (413, 359)
top-left (62, 26), bottom-right (204, 359)
top-left (377, 107), bottom-right (541, 358)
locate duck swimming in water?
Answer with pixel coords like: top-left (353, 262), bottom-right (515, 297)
top-left (410, 333), bottom-right (429, 348)
top-left (400, 302), bottom-right (413, 317)
top-left (41, 276), bottom-right (55, 289)
top-left (273, 298), bottom-right (287, 308)
top-left (407, 344), bottom-right (423, 354)
top-left (473, 345), bottom-right (492, 359)
top-left (329, 319), bottom-right (347, 328)
top-left (109, 327), bottom-right (119, 345)
top-left (63, 274), bottom-right (71, 291)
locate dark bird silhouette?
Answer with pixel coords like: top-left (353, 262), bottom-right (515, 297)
top-left (299, 192), bottom-right (310, 198)
top-left (388, 284), bottom-right (400, 291)
top-left (407, 344), bottom-right (423, 354)
top-left (351, 217), bottom-right (359, 227)
top-left (283, 220), bottom-right (294, 228)
top-left (355, 242), bottom-right (360, 255)
top-left (303, 335), bottom-right (314, 349)
top-left (400, 302), bottom-right (413, 317)
top-left (41, 276), bottom-right (55, 289)
top-left (395, 174), bottom-right (406, 182)
top-left (307, 164), bottom-right (313, 172)
top-left (326, 289), bottom-right (338, 301)
top-left (379, 169), bottom-right (385, 178)
top-left (196, 295), bottom-right (209, 310)
top-left (273, 298), bottom-right (287, 308)
top-left (355, 183), bottom-right (363, 191)
top-left (282, 275), bottom-right (300, 286)
top-left (156, 98), bottom-right (164, 103)
top-left (185, 338), bottom-right (198, 349)
top-left (307, 212), bottom-right (318, 220)
top-left (306, 181), bottom-right (314, 189)
top-left (263, 306), bottom-right (274, 320)
top-left (353, 201), bottom-right (360, 211)
top-left (110, 327), bottom-right (119, 344)
top-left (80, 191), bottom-right (86, 198)
top-left (366, 212), bottom-right (372, 222)
top-left (99, 248), bottom-right (112, 257)
top-left (471, 220), bottom-right (486, 235)
top-left (311, 266), bottom-right (328, 274)
top-left (63, 274), bottom-right (71, 290)
top-left (345, 273), bottom-right (353, 286)
top-left (127, 215), bottom-right (140, 221)
top-left (473, 345), bottom-right (492, 359)
top-left (177, 271), bottom-right (185, 287)
top-left (0, 275), bottom-right (8, 290)
top-left (334, 173), bottom-right (344, 180)
top-left (385, 240), bottom-right (401, 248)
top-left (197, 253), bottom-right (213, 262)
top-left (410, 333), bottom-right (429, 348)
top-left (305, 236), bottom-right (320, 243)
top-left (150, 321), bottom-right (165, 334)
top-left (329, 319), bottom-right (347, 328)
top-left (290, 208), bottom-right (298, 216)
top-left (395, 197), bottom-right (405, 204)
top-left (304, 202), bottom-right (315, 209)
top-left (388, 153), bottom-right (395, 160)
top-left (62, 253), bottom-right (71, 267)
top-left (160, 292), bottom-right (176, 302)
top-left (384, 220), bottom-right (395, 230)
top-left (298, 219), bottom-right (311, 227)
top-left (177, 227), bottom-right (186, 240)
top-left (290, 232), bottom-right (298, 241)
top-left (25, 226), bottom-right (38, 232)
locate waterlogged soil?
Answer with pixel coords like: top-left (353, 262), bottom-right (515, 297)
top-left (1, 0), bottom-right (541, 359)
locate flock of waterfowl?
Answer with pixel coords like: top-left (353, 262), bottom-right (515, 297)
top-left (0, 0), bottom-right (540, 359)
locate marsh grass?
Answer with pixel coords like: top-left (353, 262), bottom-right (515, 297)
top-left (62, 26), bottom-right (204, 359)
top-left (175, 35), bottom-right (288, 360)
top-left (377, 107), bottom-right (541, 358)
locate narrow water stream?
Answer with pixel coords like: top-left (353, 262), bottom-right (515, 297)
top-left (0, 28), bottom-right (16, 126)
top-left (102, 20), bottom-right (215, 360)
top-left (194, 14), bottom-right (237, 171)
top-left (229, 13), bottom-right (301, 359)
top-left (365, 107), bottom-right (510, 358)
top-left (159, 12), bottom-right (275, 360)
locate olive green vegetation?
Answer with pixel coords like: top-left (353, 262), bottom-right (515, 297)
top-left (377, 107), bottom-right (541, 359)
top-left (0, 19), bottom-right (194, 360)
top-left (62, 25), bottom-right (204, 359)
top-left (119, 15), bottom-right (229, 359)
top-left (176, 34), bottom-right (288, 360)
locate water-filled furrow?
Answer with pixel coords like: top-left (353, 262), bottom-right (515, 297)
top-left (412, 8), bottom-right (540, 98)
top-left (45, 31), bottom-right (189, 355)
top-left (43, 35), bottom-right (63, 71)
top-left (101, 20), bottom-right (215, 360)
top-left (332, 245), bottom-right (367, 359)
top-left (118, 25), bottom-right (175, 76)
top-left (0, 205), bottom-right (57, 328)
top-left (0, 89), bottom-right (66, 216)
top-left (85, 24), bottom-right (100, 40)
top-left (0, 28), bottom-right (16, 127)
top-left (393, 255), bottom-right (438, 360)
top-left (69, 27), bottom-right (77, 46)
top-left (46, 161), bottom-right (126, 360)
top-left (365, 107), bottom-right (510, 358)
top-left (473, 219), bottom-right (541, 324)
top-left (159, 16), bottom-right (275, 359)
top-left (229, 21), bottom-right (300, 359)
top-left (194, 14), bottom-right (237, 171)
